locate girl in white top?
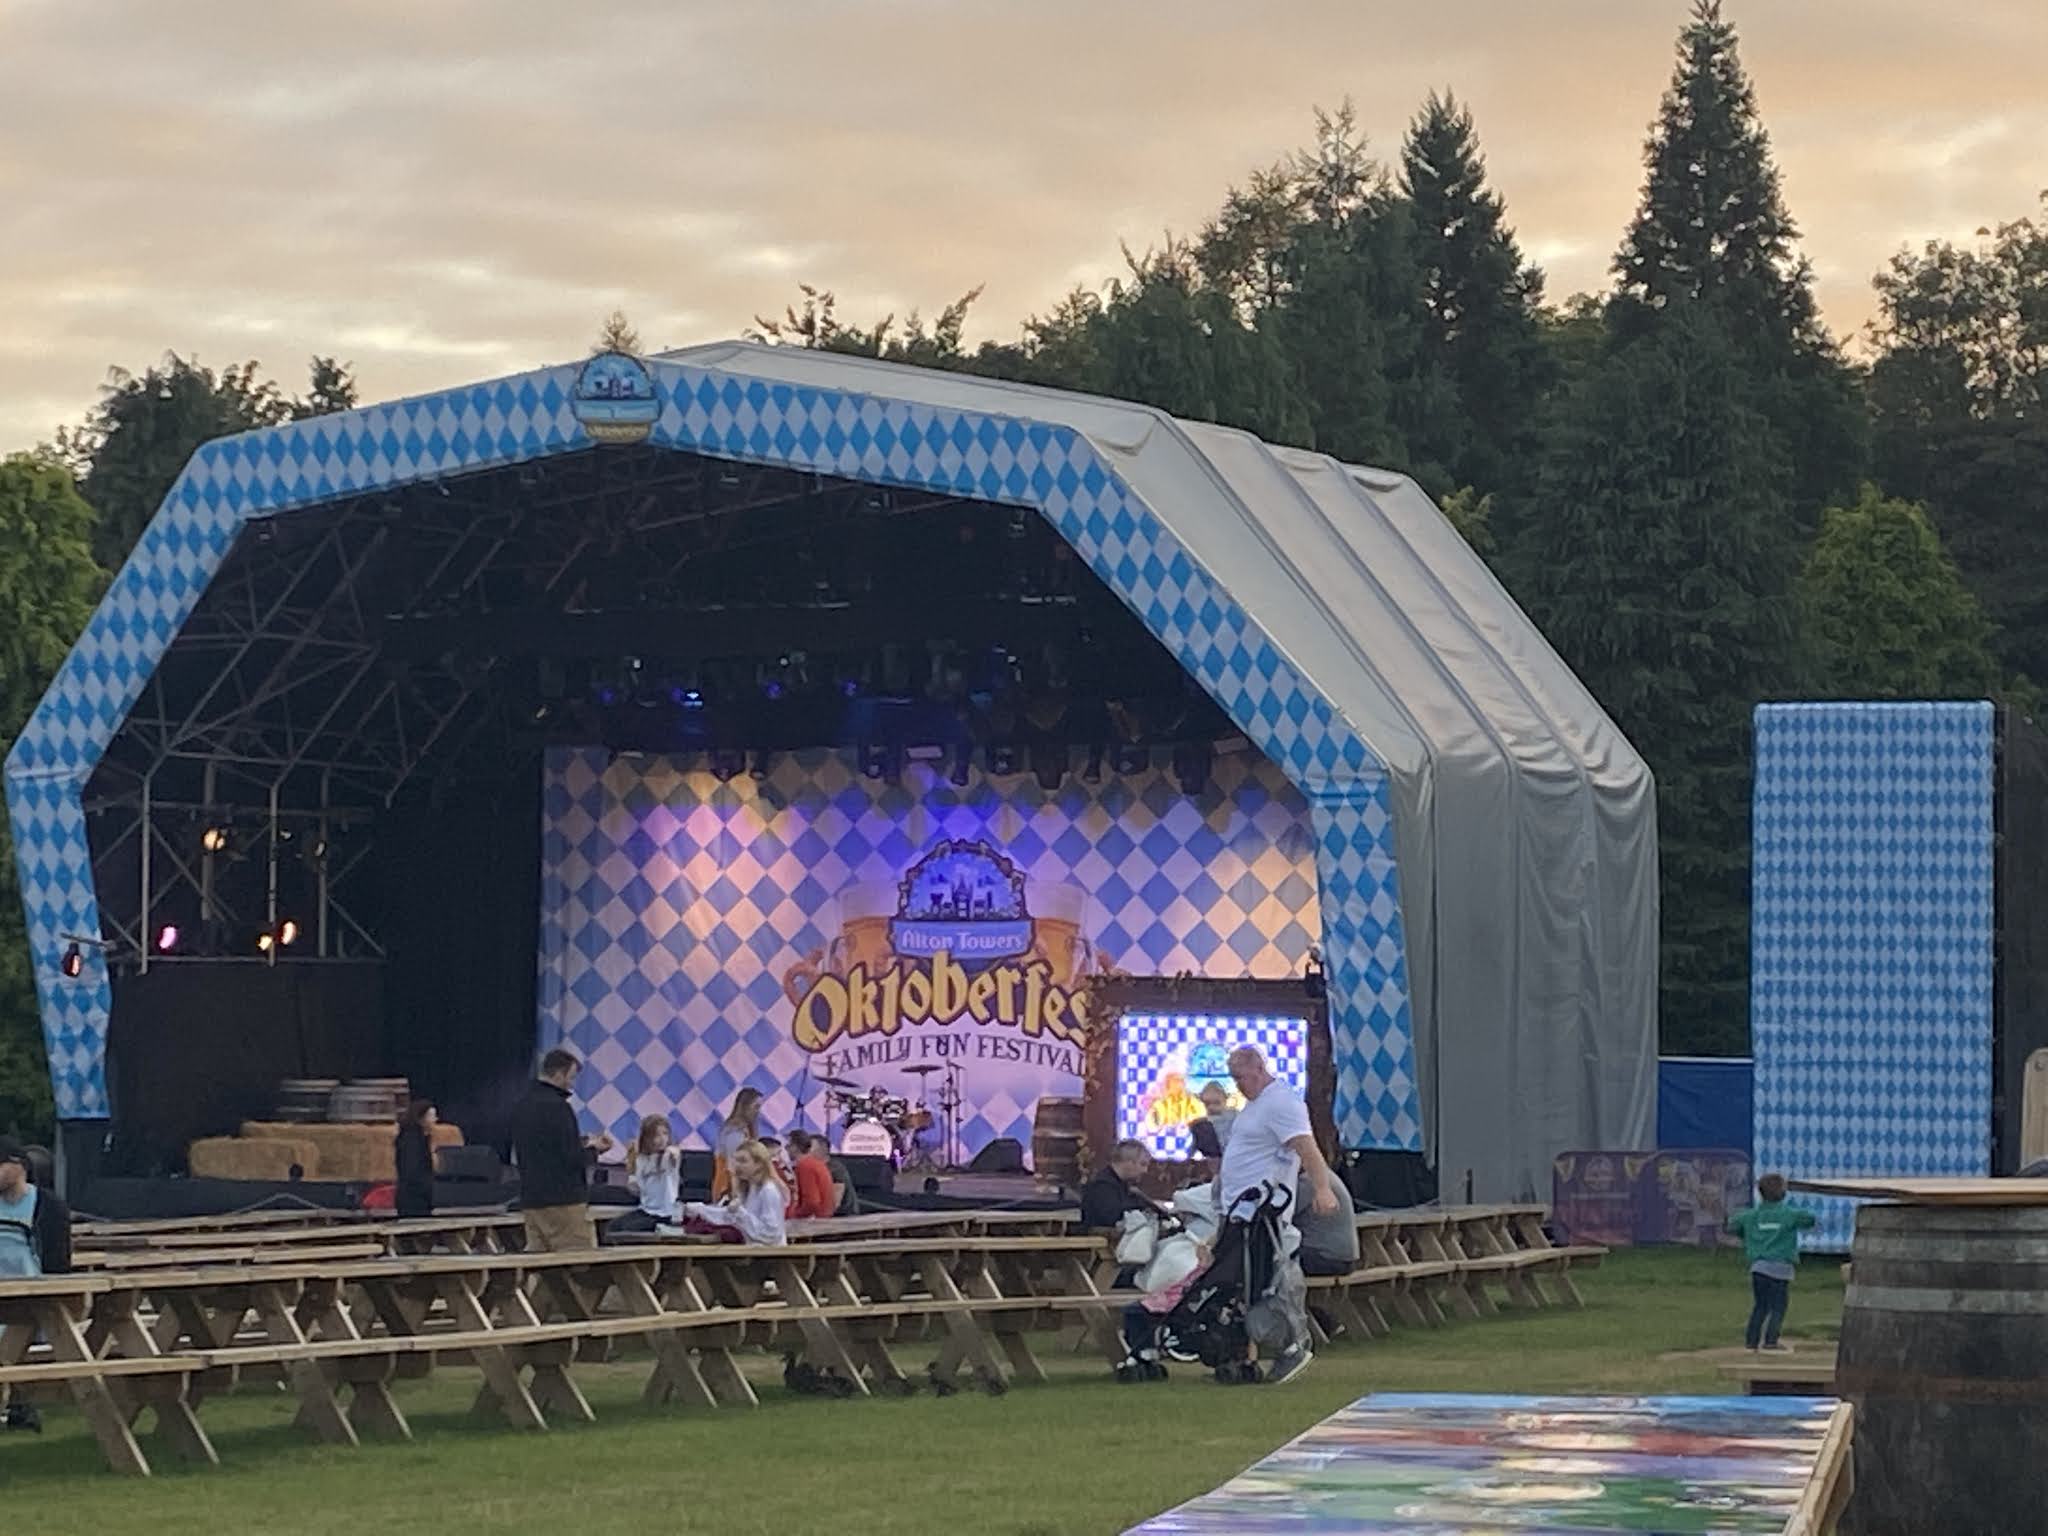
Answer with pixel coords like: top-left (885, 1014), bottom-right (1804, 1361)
top-left (683, 1139), bottom-right (787, 1246)
top-left (627, 1115), bottom-right (683, 1222)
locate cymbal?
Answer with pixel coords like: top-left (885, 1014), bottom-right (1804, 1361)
top-left (815, 1075), bottom-right (858, 1089)
top-left (902, 1064), bottom-right (942, 1075)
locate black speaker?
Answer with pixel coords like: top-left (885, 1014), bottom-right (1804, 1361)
top-left (434, 1145), bottom-right (505, 1183)
top-left (969, 1137), bottom-right (1024, 1174)
top-left (840, 1154), bottom-right (893, 1195)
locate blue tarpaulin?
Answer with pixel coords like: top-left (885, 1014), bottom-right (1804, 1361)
top-left (1657, 1057), bottom-right (1752, 1159)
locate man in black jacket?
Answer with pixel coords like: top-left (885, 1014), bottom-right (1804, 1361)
top-left (1080, 1139), bottom-right (1161, 1229)
top-left (509, 1049), bottom-right (612, 1251)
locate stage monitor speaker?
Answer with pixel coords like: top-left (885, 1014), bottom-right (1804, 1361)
top-left (840, 1154), bottom-right (893, 1195)
top-left (970, 1137), bottom-right (1024, 1175)
top-left (434, 1145), bottom-right (504, 1183)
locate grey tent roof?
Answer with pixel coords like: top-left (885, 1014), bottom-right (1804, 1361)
top-left (661, 341), bottom-right (1658, 1199)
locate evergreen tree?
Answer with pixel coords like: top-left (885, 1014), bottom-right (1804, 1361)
top-left (1513, 303), bottom-right (1797, 1054)
top-left (1610, 0), bottom-right (1863, 513)
top-left (1399, 91), bottom-right (1552, 497)
top-left (594, 310), bottom-right (642, 354)
top-left (0, 456), bottom-right (105, 1140)
top-left (1795, 485), bottom-right (2004, 701)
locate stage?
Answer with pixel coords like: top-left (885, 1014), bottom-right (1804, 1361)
top-left (7, 342), bottom-right (1658, 1208)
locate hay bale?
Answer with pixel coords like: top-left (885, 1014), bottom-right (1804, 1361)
top-left (189, 1136), bottom-right (318, 1181)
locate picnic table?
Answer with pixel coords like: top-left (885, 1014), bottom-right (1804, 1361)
top-left (1, 1228), bottom-right (1116, 1473)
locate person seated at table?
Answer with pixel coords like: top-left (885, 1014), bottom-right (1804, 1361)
top-left (394, 1097), bottom-right (438, 1220)
top-left (711, 1087), bottom-right (766, 1201)
top-left (1081, 1139), bottom-right (1161, 1230)
top-left (785, 1131), bottom-right (840, 1219)
top-left (681, 1139), bottom-right (788, 1245)
top-left (609, 1114), bottom-right (684, 1236)
top-left (758, 1134), bottom-right (796, 1191)
top-left (0, 1138), bottom-right (69, 1433)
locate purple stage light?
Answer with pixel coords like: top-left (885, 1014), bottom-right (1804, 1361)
top-left (155, 924), bottom-right (179, 952)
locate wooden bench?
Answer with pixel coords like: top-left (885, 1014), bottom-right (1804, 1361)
top-left (1719, 1351), bottom-right (1838, 1396)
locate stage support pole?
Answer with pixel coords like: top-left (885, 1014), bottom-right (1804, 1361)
top-left (265, 783), bottom-right (280, 967)
top-left (138, 771), bottom-right (152, 976)
top-left (317, 768), bottom-right (332, 959)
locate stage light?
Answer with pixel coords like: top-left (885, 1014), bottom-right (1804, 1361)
top-left (256, 931), bottom-right (275, 954)
top-left (1112, 742), bottom-right (1148, 776)
top-left (1303, 945), bottom-right (1327, 1000)
top-left (155, 924), bottom-right (179, 953)
top-left (61, 942), bottom-right (84, 978)
top-left (987, 741), bottom-right (1020, 777)
top-left (1172, 741), bottom-right (1212, 798)
top-left (201, 825), bottom-right (231, 854)
top-left (278, 919), bottom-right (300, 947)
top-left (681, 689), bottom-right (705, 709)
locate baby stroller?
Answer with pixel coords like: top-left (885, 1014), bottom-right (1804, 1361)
top-left (1117, 1183), bottom-right (1298, 1386)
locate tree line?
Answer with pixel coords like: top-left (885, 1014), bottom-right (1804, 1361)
top-left (3, 1), bottom-right (2043, 1135)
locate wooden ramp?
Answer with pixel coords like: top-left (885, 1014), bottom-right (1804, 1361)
top-left (1127, 1393), bottom-right (1853, 1535)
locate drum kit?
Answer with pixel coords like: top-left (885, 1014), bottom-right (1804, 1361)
top-left (815, 1062), bottom-right (964, 1172)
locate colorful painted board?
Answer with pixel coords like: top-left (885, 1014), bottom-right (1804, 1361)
top-left (1128, 1393), bottom-right (1842, 1534)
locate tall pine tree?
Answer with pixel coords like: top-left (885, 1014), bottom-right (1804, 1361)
top-left (1399, 91), bottom-right (1552, 499)
top-left (1611, 0), bottom-right (1863, 513)
top-left (1513, 302), bottom-right (1798, 1054)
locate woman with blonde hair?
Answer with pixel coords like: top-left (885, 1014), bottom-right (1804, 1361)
top-left (682, 1139), bottom-right (787, 1246)
top-left (710, 1086), bottom-right (766, 1200)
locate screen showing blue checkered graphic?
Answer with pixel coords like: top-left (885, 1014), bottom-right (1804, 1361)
top-left (1751, 702), bottom-right (1995, 1251)
top-left (1116, 1013), bottom-right (1308, 1159)
top-left (538, 745), bottom-right (1320, 1157)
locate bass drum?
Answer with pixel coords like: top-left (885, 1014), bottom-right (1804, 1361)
top-left (839, 1119), bottom-right (896, 1162)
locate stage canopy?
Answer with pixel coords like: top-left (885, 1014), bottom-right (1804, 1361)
top-left (5, 341), bottom-right (1656, 1199)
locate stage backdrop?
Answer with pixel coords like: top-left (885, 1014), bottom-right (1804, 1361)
top-left (537, 745), bottom-right (1321, 1156)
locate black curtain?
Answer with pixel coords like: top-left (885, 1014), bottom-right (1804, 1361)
top-left (107, 961), bottom-right (384, 1172)
top-left (1997, 709), bottom-right (2048, 1173)
top-left (376, 750), bottom-right (544, 1152)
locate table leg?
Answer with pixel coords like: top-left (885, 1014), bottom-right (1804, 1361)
top-left (769, 1259), bottom-right (869, 1396)
top-left (437, 1275), bottom-right (547, 1430)
top-left (38, 1298), bottom-right (152, 1476)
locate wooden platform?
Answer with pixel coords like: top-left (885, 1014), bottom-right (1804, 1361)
top-left (1127, 1392), bottom-right (1854, 1534)
top-left (1720, 1350), bottom-right (1839, 1396)
top-left (1788, 1176), bottom-right (2048, 1205)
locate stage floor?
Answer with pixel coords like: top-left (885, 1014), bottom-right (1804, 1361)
top-left (1126, 1393), bottom-right (1848, 1534)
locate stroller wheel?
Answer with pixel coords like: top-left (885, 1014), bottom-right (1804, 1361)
top-left (1214, 1360), bottom-right (1262, 1386)
top-left (1115, 1363), bottom-right (1146, 1385)
top-left (1142, 1361), bottom-right (1169, 1382)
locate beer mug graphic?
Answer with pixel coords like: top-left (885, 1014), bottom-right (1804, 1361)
top-left (831, 881), bottom-right (898, 975)
top-left (1027, 881), bottom-right (1096, 988)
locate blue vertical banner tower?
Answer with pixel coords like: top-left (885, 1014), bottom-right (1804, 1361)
top-left (1750, 702), bottom-right (1996, 1250)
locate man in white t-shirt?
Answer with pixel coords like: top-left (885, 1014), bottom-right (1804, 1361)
top-left (1215, 1047), bottom-right (1339, 1385)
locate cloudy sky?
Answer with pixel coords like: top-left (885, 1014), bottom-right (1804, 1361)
top-left (2, 0), bottom-right (2042, 452)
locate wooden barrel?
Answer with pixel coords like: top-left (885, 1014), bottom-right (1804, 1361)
top-left (1837, 1202), bottom-right (2048, 1535)
top-left (276, 1078), bottom-right (339, 1122)
top-left (329, 1079), bottom-right (406, 1123)
top-left (1031, 1096), bottom-right (1085, 1188)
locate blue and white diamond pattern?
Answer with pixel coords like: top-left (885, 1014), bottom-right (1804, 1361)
top-left (5, 357), bottom-right (1419, 1148)
top-left (538, 746), bottom-right (1324, 1153)
top-left (1116, 1013), bottom-right (1309, 1161)
top-left (1750, 702), bottom-right (1995, 1251)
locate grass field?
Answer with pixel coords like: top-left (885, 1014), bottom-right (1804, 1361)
top-left (1, 1248), bottom-right (1844, 1536)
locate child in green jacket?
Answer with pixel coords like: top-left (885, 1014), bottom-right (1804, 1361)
top-left (1727, 1172), bottom-right (1818, 1351)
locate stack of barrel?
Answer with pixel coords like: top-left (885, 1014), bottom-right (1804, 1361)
top-left (1836, 1195), bottom-right (2048, 1535)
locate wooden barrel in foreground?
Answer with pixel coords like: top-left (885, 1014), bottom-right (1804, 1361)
top-left (1837, 1202), bottom-right (2048, 1535)
top-left (1031, 1095), bottom-right (1085, 1188)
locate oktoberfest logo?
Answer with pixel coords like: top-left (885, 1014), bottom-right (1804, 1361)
top-left (781, 839), bottom-right (1104, 1058)
top-left (571, 350), bottom-right (658, 444)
